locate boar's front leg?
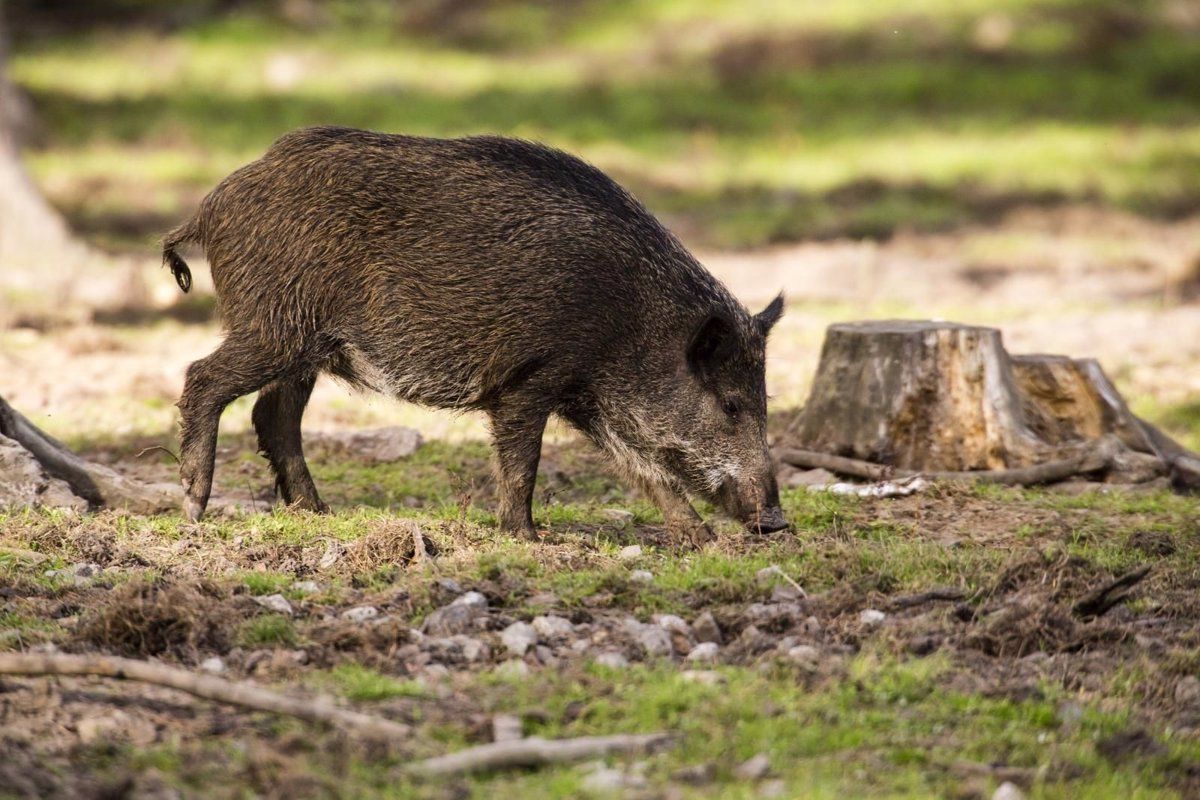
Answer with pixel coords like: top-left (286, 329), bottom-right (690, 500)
top-left (635, 476), bottom-right (714, 547)
top-left (487, 397), bottom-right (551, 535)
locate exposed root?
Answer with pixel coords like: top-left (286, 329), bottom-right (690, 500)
top-left (408, 733), bottom-right (674, 776)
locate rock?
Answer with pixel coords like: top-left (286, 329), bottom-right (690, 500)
top-left (617, 543), bottom-right (643, 560)
top-left (759, 779), bottom-right (788, 798)
top-left (501, 621), bottom-right (537, 656)
top-left (309, 426), bottom-right (422, 464)
top-left (629, 570), bottom-right (653, 584)
top-left (672, 763), bottom-right (716, 786)
top-left (423, 592), bottom-right (489, 636)
top-left (254, 594), bottom-right (293, 616)
top-left (605, 510), bottom-right (636, 527)
top-left (743, 602), bottom-right (806, 631)
top-left (532, 615), bottom-right (574, 639)
top-left (992, 782), bottom-right (1026, 800)
top-left (317, 541), bottom-right (344, 570)
top-left (0, 434), bottom-right (87, 512)
top-left (628, 620), bottom-right (672, 657)
top-left (679, 670), bottom-right (723, 686)
top-left (291, 580), bottom-right (321, 594)
top-left (692, 611), bottom-right (723, 644)
top-left (655, 614), bottom-right (695, 653)
top-left (342, 605), bottom-right (379, 623)
top-left (45, 562), bottom-right (103, 586)
top-left (534, 645), bottom-right (557, 667)
top-left (594, 651), bottom-right (629, 670)
top-left (495, 659), bottom-right (531, 678)
top-left (427, 635), bottom-right (490, 664)
top-left (1175, 675), bottom-right (1200, 705)
top-left (686, 642), bottom-right (719, 663)
top-left (801, 615), bottom-right (822, 635)
top-left (198, 656), bottom-right (226, 675)
top-left (859, 608), bottom-right (886, 627)
top-left (492, 714), bottom-right (523, 742)
top-left (581, 764), bottom-right (645, 793)
top-left (733, 753), bottom-right (772, 780)
top-left (787, 644), bottom-right (820, 665)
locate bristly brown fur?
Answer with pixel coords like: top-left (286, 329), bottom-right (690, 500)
top-left (166, 126), bottom-right (787, 536)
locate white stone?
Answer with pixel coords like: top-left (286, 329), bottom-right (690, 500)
top-left (733, 753), bottom-right (772, 780)
top-left (198, 656), bottom-right (226, 675)
top-left (686, 642), bottom-right (719, 663)
top-left (254, 594), bottom-right (293, 616)
top-left (618, 544), bottom-right (643, 560)
top-left (594, 651), bottom-right (629, 669)
top-left (291, 580), bottom-right (321, 594)
top-left (787, 644), bottom-right (820, 664)
top-left (342, 605), bottom-right (379, 623)
top-left (992, 782), bottom-right (1027, 800)
top-left (501, 621), bottom-right (537, 656)
top-left (679, 670), bottom-right (723, 686)
top-left (629, 570), bottom-right (653, 584)
top-left (859, 608), bottom-right (887, 626)
top-left (532, 615), bottom-right (573, 639)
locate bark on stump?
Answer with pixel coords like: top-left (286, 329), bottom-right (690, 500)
top-left (786, 320), bottom-right (1198, 489)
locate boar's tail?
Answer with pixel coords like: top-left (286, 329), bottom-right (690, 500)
top-left (161, 217), bottom-right (200, 293)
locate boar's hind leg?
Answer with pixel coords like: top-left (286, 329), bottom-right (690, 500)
top-left (488, 399), bottom-right (551, 535)
top-left (635, 476), bottom-right (714, 547)
top-left (178, 336), bottom-right (284, 522)
top-left (252, 372), bottom-right (327, 513)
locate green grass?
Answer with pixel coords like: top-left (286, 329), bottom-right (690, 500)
top-left (236, 614), bottom-right (298, 648)
top-left (326, 664), bottom-right (428, 702)
top-left (10, 0), bottom-right (1200, 249)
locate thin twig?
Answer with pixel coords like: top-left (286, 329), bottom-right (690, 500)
top-left (408, 733), bottom-right (674, 776)
top-left (134, 445), bottom-right (180, 464)
top-left (889, 587), bottom-right (966, 610)
top-left (0, 653), bottom-right (411, 741)
top-left (1073, 565), bottom-right (1152, 619)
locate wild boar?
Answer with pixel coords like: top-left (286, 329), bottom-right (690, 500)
top-left (163, 126), bottom-right (787, 538)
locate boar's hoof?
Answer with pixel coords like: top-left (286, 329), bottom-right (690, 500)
top-left (667, 519), bottom-right (715, 549)
top-left (748, 508), bottom-right (789, 534)
top-left (183, 495), bottom-right (206, 523)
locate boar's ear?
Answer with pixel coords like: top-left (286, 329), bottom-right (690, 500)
top-left (755, 293), bottom-right (785, 337)
top-left (687, 314), bottom-right (735, 382)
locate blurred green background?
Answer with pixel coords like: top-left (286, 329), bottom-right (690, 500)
top-left (7, 0), bottom-right (1200, 252)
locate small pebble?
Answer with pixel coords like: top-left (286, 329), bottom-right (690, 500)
top-left (692, 611), bottom-right (723, 644)
top-left (686, 642), bottom-right (719, 663)
top-left (495, 659), bottom-right (531, 678)
top-left (532, 615), bottom-right (573, 639)
top-left (733, 753), bottom-right (772, 780)
top-left (594, 651), bottom-right (629, 670)
top-left (787, 644), bottom-right (820, 664)
top-left (629, 570), bottom-right (653, 584)
top-left (859, 608), bottom-right (886, 626)
top-left (291, 580), bottom-right (321, 594)
top-left (618, 544), bottom-right (643, 560)
top-left (992, 782), bottom-right (1027, 800)
top-left (342, 605), bottom-right (379, 623)
top-left (501, 621), bottom-right (537, 656)
top-left (254, 594), bottom-right (293, 616)
top-left (199, 656), bottom-right (226, 675)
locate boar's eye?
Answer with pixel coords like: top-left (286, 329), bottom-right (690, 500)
top-left (721, 397), bottom-right (741, 418)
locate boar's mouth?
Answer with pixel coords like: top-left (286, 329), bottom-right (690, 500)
top-left (716, 476), bottom-right (788, 533)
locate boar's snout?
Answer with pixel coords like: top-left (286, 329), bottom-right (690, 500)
top-left (717, 470), bottom-right (788, 534)
top-left (749, 505), bottom-right (788, 534)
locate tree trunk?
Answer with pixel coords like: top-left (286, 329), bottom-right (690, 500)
top-left (786, 320), bottom-right (1198, 489)
top-left (0, 4), bottom-right (87, 274)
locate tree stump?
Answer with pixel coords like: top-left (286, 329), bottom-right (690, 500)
top-left (785, 320), bottom-right (1199, 489)
top-left (791, 321), bottom-right (1051, 471)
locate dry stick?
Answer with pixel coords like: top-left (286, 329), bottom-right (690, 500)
top-left (0, 653), bottom-right (412, 741)
top-left (889, 587), bottom-right (966, 610)
top-left (775, 447), bottom-right (1112, 487)
top-left (0, 395), bottom-right (179, 512)
top-left (1073, 565), bottom-right (1152, 619)
top-left (408, 733), bottom-right (674, 777)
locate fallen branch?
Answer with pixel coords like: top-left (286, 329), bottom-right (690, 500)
top-left (775, 445), bottom-right (1112, 487)
top-left (0, 395), bottom-right (179, 512)
top-left (1073, 565), bottom-right (1152, 619)
top-left (408, 733), bottom-right (673, 776)
top-left (889, 587), bottom-right (966, 610)
top-left (0, 653), bottom-right (411, 741)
